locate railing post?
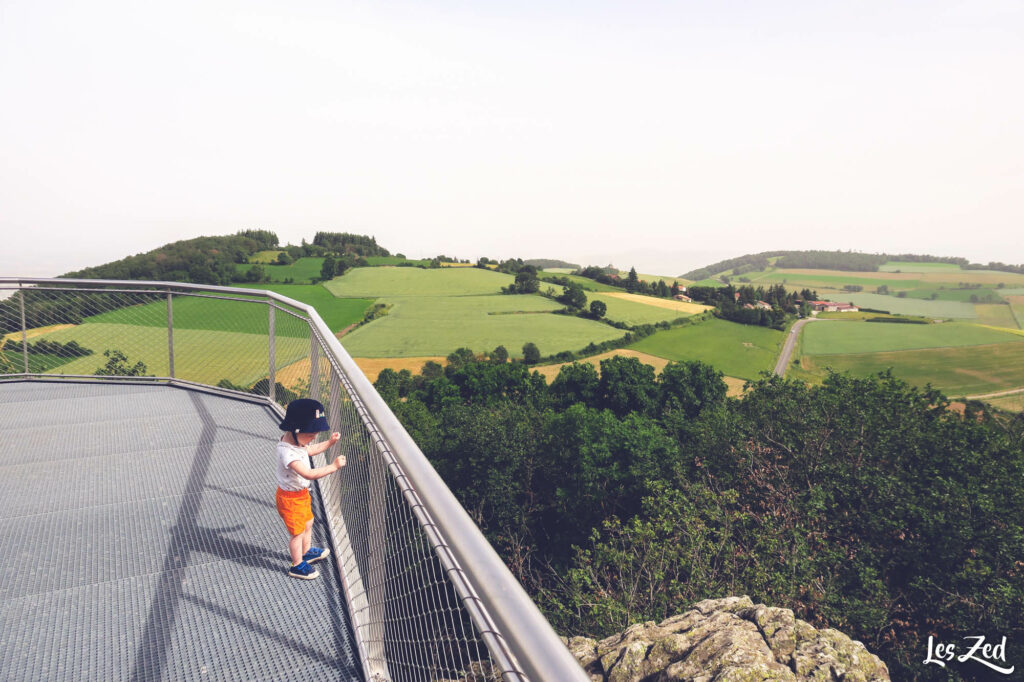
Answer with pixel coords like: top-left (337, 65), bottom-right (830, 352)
top-left (166, 289), bottom-right (175, 378)
top-left (309, 333), bottom-right (321, 400)
top-left (268, 303), bottom-right (276, 403)
top-left (19, 286), bottom-right (29, 374)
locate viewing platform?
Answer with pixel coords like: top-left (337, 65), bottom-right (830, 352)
top-left (0, 380), bottom-right (362, 681)
top-left (0, 277), bottom-right (590, 682)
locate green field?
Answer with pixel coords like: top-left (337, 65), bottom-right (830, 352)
top-left (234, 283), bottom-right (373, 332)
top-left (340, 294), bottom-right (623, 358)
top-left (633, 273), bottom-right (693, 287)
top-left (1005, 295), bottom-right (1024, 329)
top-left (29, 323), bottom-right (309, 388)
top-left (802, 343), bottom-right (1024, 397)
top-left (364, 256), bottom-right (432, 266)
top-left (879, 261), bottom-right (964, 272)
top-left (755, 272), bottom-right (924, 292)
top-left (3, 351), bottom-right (77, 374)
top-left (85, 294), bottom-right (284, 336)
top-left (628, 318), bottom-right (784, 380)
top-left (586, 292), bottom-right (698, 326)
top-left (802, 321), bottom-right (1022, 355)
top-left (974, 303), bottom-right (1019, 329)
top-left (904, 287), bottom-right (1001, 302)
top-left (82, 284), bottom-right (371, 337)
top-left (691, 278), bottom-right (726, 288)
top-left (324, 267), bottom-right (512, 297)
top-left (538, 273), bottom-right (622, 292)
top-left (840, 293), bottom-right (977, 318)
top-left (236, 257), bottom-right (325, 283)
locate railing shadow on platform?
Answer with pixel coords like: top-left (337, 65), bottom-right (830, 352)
top-left (0, 277), bottom-right (588, 682)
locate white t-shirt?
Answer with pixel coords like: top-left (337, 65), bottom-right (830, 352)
top-left (276, 440), bottom-right (311, 491)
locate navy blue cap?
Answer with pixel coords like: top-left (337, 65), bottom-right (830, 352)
top-left (279, 398), bottom-right (330, 433)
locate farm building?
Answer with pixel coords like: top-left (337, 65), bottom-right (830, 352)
top-left (809, 300), bottom-right (859, 312)
top-left (674, 294), bottom-right (693, 302)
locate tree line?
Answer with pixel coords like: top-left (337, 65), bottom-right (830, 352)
top-left (375, 357), bottom-right (1024, 680)
top-left (683, 250), bottom-right (975, 280)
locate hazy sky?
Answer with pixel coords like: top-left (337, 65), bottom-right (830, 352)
top-left (2, 0), bottom-right (1022, 278)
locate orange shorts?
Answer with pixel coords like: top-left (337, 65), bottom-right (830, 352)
top-left (276, 487), bottom-right (313, 535)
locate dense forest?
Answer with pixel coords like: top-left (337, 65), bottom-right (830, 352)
top-left (375, 357), bottom-right (1024, 680)
top-left (524, 258), bottom-right (581, 270)
top-left (312, 231), bottom-right (390, 257)
top-left (682, 251), bottom-right (974, 280)
top-left (65, 232), bottom-right (277, 285)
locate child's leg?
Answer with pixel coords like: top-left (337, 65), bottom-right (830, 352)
top-left (289, 532), bottom-right (304, 566)
top-left (301, 518), bottom-right (314, 555)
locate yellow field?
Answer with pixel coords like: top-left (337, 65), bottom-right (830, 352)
top-left (276, 355), bottom-right (451, 386)
top-left (249, 250), bottom-right (286, 264)
top-left (533, 349), bottom-right (746, 397)
top-left (603, 292), bottom-right (713, 315)
top-left (3, 324), bottom-right (76, 343)
top-left (986, 392), bottom-right (1024, 412)
top-left (353, 357), bottom-right (447, 383)
top-left (973, 324), bottom-right (1024, 338)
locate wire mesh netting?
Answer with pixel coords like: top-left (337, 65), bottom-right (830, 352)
top-left (0, 281), bottom-right (524, 682)
top-left (307, 328), bottom-right (516, 682)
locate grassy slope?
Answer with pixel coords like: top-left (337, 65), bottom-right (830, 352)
top-left (974, 303), bottom-right (1019, 329)
top-left (839, 293), bottom-right (977, 318)
top-left (236, 257), bottom-right (325, 283)
top-left (33, 323), bottom-right (309, 387)
top-left (538, 273), bottom-right (622, 292)
top-left (802, 321), bottom-right (1023, 355)
top-left (633, 273), bottom-right (693, 287)
top-left (586, 292), bottom-right (702, 326)
top-left (324, 266), bottom-right (513, 297)
top-left (86, 294), bottom-right (280, 336)
top-left (240, 283), bottom-right (373, 331)
top-left (83, 284), bottom-right (372, 336)
top-left (802, 343), bottom-right (1024, 397)
top-left (628, 318), bottom-right (784, 380)
top-left (322, 267), bottom-right (626, 357)
top-left (1006, 295), bottom-right (1024, 329)
top-left (341, 295), bottom-right (623, 358)
top-left (364, 256), bottom-right (432, 266)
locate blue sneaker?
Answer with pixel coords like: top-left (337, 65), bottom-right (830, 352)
top-left (303, 547), bottom-right (331, 564)
top-left (288, 561), bottom-right (319, 580)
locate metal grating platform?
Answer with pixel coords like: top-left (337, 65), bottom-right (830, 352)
top-left (0, 381), bottom-right (363, 682)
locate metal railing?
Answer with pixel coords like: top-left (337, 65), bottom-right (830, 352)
top-left (0, 277), bottom-right (588, 682)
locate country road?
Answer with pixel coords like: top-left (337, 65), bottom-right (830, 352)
top-left (774, 317), bottom-right (816, 376)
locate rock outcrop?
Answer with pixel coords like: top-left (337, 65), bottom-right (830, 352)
top-left (563, 596), bottom-right (889, 681)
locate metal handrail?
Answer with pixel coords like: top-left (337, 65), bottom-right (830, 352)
top-left (0, 276), bottom-right (588, 682)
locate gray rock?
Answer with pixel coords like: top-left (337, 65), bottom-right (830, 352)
top-left (562, 596), bottom-right (889, 682)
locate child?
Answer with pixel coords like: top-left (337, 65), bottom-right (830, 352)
top-left (275, 398), bottom-right (345, 580)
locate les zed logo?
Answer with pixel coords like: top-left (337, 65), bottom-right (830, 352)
top-left (924, 635), bottom-right (1015, 675)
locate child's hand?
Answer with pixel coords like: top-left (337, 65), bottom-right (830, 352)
top-left (334, 455), bottom-right (347, 471)
top-left (328, 432), bottom-right (341, 446)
